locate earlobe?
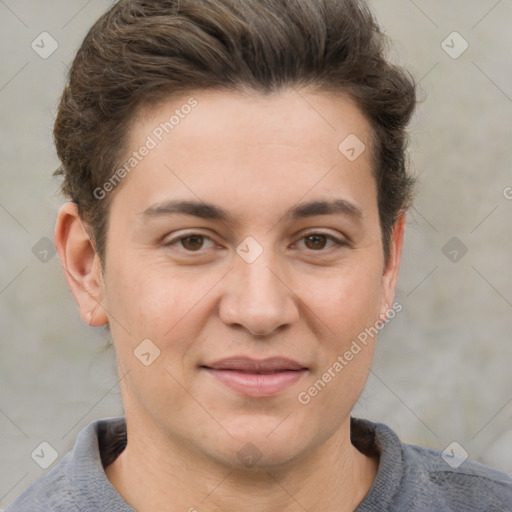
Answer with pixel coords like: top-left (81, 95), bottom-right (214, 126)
top-left (380, 213), bottom-right (406, 315)
top-left (54, 202), bottom-right (109, 327)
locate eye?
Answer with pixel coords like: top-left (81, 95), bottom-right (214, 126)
top-left (296, 232), bottom-right (347, 251)
top-left (165, 234), bottom-right (215, 252)
top-left (163, 231), bottom-right (348, 254)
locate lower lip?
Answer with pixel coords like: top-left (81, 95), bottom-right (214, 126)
top-left (204, 368), bottom-right (307, 398)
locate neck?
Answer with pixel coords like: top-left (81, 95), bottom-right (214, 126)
top-left (105, 416), bottom-right (378, 512)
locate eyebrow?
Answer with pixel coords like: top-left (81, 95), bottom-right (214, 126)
top-left (139, 198), bottom-right (363, 224)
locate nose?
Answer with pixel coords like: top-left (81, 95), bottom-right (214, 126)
top-left (219, 252), bottom-right (299, 337)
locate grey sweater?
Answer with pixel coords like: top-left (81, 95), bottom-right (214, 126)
top-left (6, 417), bottom-right (512, 511)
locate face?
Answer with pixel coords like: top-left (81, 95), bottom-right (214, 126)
top-left (66, 89), bottom-right (403, 469)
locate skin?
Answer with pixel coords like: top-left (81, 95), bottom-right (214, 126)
top-left (55, 88), bottom-right (405, 512)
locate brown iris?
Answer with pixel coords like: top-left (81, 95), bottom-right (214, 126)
top-left (304, 234), bottom-right (328, 250)
top-left (181, 235), bottom-right (205, 251)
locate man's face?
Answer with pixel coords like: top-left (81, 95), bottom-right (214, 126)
top-left (98, 89), bottom-right (401, 468)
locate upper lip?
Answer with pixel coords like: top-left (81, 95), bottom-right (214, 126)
top-left (202, 357), bottom-right (307, 373)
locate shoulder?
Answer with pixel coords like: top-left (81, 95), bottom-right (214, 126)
top-left (5, 417), bottom-right (131, 512)
top-left (5, 452), bottom-right (77, 512)
top-left (403, 441), bottom-right (512, 510)
top-left (352, 417), bottom-right (512, 512)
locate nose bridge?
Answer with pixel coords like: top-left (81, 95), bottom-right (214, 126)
top-left (220, 244), bottom-right (298, 336)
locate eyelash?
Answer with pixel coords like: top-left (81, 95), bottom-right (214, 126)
top-left (164, 232), bottom-right (348, 253)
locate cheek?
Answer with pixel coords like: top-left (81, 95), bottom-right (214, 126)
top-left (103, 256), bottom-right (224, 363)
top-left (101, 264), bottom-right (177, 358)
top-left (296, 266), bottom-right (382, 418)
top-left (104, 255), bottom-right (181, 326)
top-left (300, 260), bottom-right (383, 339)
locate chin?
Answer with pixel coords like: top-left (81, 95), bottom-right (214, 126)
top-left (217, 422), bottom-right (312, 470)
top-left (220, 440), bottom-right (305, 472)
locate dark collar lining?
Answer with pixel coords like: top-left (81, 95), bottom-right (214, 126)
top-left (97, 419), bottom-right (128, 468)
top-left (96, 416), bottom-right (381, 468)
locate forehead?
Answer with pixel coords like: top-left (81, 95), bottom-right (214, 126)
top-left (131, 88), bottom-right (372, 153)
top-left (113, 88), bottom-right (377, 222)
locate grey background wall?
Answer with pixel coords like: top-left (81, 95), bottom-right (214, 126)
top-left (1, 0), bottom-right (511, 507)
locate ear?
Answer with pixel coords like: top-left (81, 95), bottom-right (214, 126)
top-left (54, 202), bottom-right (108, 327)
top-left (379, 213), bottom-right (406, 318)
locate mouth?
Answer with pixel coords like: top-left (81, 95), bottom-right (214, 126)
top-left (200, 357), bottom-right (308, 398)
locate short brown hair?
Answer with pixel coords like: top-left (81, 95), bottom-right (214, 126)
top-left (54, 0), bottom-right (416, 263)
